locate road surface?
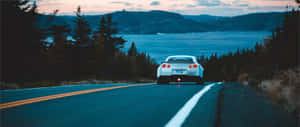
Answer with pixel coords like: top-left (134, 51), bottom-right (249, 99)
top-left (0, 82), bottom-right (297, 127)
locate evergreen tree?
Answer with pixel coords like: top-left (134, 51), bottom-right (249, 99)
top-left (1, 0), bottom-right (45, 81)
top-left (70, 6), bottom-right (93, 78)
top-left (72, 6), bottom-right (91, 46)
top-left (128, 42), bottom-right (138, 56)
top-left (93, 16), bottom-right (106, 42)
top-left (49, 25), bottom-right (70, 46)
top-left (102, 14), bottom-right (126, 57)
top-left (268, 8), bottom-right (299, 69)
top-left (47, 24), bottom-right (71, 64)
top-left (46, 24), bottom-right (72, 80)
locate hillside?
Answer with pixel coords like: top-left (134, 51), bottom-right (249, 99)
top-left (39, 11), bottom-right (214, 34)
top-left (184, 12), bottom-right (285, 31)
top-left (183, 14), bottom-right (224, 23)
top-left (38, 11), bottom-right (285, 34)
top-left (108, 11), bottom-right (215, 33)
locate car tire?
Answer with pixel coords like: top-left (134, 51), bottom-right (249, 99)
top-left (157, 77), bottom-right (169, 85)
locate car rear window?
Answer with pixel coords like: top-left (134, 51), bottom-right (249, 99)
top-left (166, 57), bottom-right (194, 63)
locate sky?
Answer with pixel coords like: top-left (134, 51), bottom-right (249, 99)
top-left (36, 0), bottom-right (299, 16)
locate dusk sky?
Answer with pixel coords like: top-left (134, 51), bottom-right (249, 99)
top-left (36, 0), bottom-right (298, 16)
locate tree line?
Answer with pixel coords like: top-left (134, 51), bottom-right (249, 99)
top-left (1, 0), bottom-right (299, 84)
top-left (199, 6), bottom-right (300, 82)
top-left (1, 1), bottom-right (157, 83)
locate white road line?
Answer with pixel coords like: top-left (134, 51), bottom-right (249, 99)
top-left (164, 83), bottom-right (216, 127)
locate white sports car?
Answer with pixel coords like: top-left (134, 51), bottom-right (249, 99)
top-left (156, 55), bottom-right (204, 84)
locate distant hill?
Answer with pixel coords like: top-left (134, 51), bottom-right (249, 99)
top-left (183, 15), bottom-right (225, 23)
top-left (184, 12), bottom-right (285, 31)
top-left (38, 11), bottom-right (285, 34)
top-left (38, 11), bottom-right (214, 34)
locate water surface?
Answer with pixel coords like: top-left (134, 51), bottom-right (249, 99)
top-left (120, 31), bottom-right (271, 63)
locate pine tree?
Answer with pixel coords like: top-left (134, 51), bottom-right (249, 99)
top-left (103, 14), bottom-right (126, 56)
top-left (73, 6), bottom-right (91, 46)
top-left (49, 25), bottom-right (70, 46)
top-left (48, 24), bottom-right (71, 64)
top-left (106, 14), bottom-right (117, 37)
top-left (70, 6), bottom-right (93, 77)
top-left (2, 0), bottom-right (45, 81)
top-left (93, 14), bottom-right (125, 57)
top-left (93, 16), bottom-right (106, 42)
top-left (45, 24), bottom-right (72, 80)
top-left (128, 42), bottom-right (138, 56)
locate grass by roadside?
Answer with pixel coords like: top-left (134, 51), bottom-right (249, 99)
top-left (239, 66), bottom-right (300, 126)
top-left (217, 83), bottom-right (297, 127)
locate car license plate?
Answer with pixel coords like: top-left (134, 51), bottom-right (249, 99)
top-left (175, 70), bottom-right (184, 74)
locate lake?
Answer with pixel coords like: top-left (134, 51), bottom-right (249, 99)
top-left (119, 31), bottom-right (271, 63)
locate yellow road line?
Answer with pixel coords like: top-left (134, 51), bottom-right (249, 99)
top-left (0, 83), bottom-right (153, 110)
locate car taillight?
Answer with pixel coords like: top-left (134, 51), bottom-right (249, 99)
top-left (162, 64), bottom-right (167, 68)
top-left (188, 65), bottom-right (192, 69)
top-left (167, 64), bottom-right (171, 68)
top-left (193, 64), bottom-right (198, 68)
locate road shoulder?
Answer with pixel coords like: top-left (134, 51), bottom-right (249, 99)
top-left (218, 83), bottom-right (297, 127)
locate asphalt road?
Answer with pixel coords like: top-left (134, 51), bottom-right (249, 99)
top-left (0, 82), bottom-right (297, 127)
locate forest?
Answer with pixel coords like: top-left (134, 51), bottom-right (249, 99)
top-left (1, 0), bottom-right (299, 123)
top-left (199, 7), bottom-right (299, 82)
top-left (1, 1), bottom-right (157, 87)
top-left (1, 0), bottom-right (299, 88)
top-left (199, 5), bottom-right (299, 118)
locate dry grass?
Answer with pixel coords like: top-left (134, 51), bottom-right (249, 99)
top-left (238, 73), bottom-right (249, 86)
top-left (257, 66), bottom-right (300, 121)
top-left (259, 80), bottom-right (283, 102)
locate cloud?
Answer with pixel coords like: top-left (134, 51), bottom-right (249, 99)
top-left (195, 0), bottom-right (222, 6)
top-left (247, 6), bottom-right (285, 10)
top-left (230, 0), bottom-right (248, 7)
top-left (238, 4), bottom-right (249, 7)
top-left (186, 4), bottom-right (197, 8)
top-left (36, 0), bottom-right (64, 6)
top-left (150, 1), bottom-right (160, 6)
top-left (111, 1), bottom-right (132, 6)
top-left (127, 7), bottom-right (145, 11)
top-left (36, 0), bottom-right (297, 16)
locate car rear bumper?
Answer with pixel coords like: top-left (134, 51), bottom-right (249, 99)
top-left (158, 75), bottom-right (201, 82)
top-left (159, 71), bottom-right (199, 77)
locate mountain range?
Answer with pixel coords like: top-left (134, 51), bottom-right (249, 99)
top-left (38, 10), bottom-right (285, 34)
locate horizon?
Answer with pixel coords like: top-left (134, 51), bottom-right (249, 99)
top-left (36, 0), bottom-right (299, 16)
top-left (44, 9), bottom-right (287, 17)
